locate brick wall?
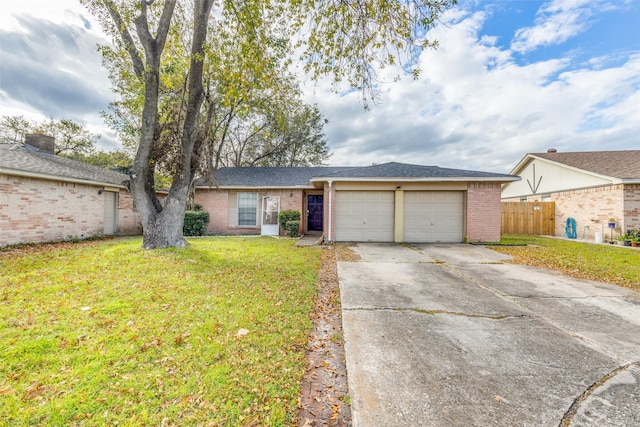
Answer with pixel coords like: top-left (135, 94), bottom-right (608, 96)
top-left (466, 182), bottom-right (502, 242)
top-left (195, 188), bottom-right (305, 235)
top-left (503, 184), bottom-right (638, 239)
top-left (623, 184), bottom-right (640, 233)
top-left (553, 185), bottom-right (625, 240)
top-left (196, 189), bottom-right (230, 234)
top-left (0, 174), bottom-right (141, 246)
top-left (117, 192), bottom-right (143, 235)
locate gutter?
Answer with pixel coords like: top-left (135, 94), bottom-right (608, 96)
top-left (328, 180), bottom-right (333, 243)
top-left (0, 167), bottom-right (127, 189)
top-left (310, 176), bottom-right (520, 184)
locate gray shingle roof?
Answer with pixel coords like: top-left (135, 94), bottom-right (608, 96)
top-left (532, 150), bottom-right (640, 180)
top-left (0, 143), bottom-right (129, 186)
top-left (201, 166), bottom-right (355, 187)
top-left (314, 162), bottom-right (515, 179)
top-left (202, 162), bottom-right (516, 188)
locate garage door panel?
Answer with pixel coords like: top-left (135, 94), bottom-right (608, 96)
top-left (336, 191), bottom-right (394, 242)
top-left (403, 191), bottom-right (463, 242)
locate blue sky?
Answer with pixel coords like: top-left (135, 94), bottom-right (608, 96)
top-left (1, 0), bottom-right (639, 173)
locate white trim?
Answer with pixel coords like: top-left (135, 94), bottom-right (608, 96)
top-left (0, 168), bottom-right (127, 189)
top-left (195, 184), bottom-right (314, 190)
top-left (237, 192), bottom-right (259, 227)
top-left (327, 180), bottom-right (333, 243)
top-left (310, 176), bottom-right (519, 184)
top-left (508, 154), bottom-right (626, 183)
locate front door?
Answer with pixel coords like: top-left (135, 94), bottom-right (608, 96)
top-left (307, 195), bottom-right (323, 232)
top-left (261, 196), bottom-right (280, 235)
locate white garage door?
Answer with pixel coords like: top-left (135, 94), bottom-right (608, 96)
top-left (336, 191), bottom-right (394, 242)
top-left (403, 191), bottom-right (464, 242)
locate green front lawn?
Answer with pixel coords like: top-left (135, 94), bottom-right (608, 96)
top-left (0, 237), bottom-right (321, 426)
top-left (491, 235), bottom-right (640, 291)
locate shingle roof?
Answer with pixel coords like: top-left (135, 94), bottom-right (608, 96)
top-left (0, 143), bottom-right (128, 186)
top-left (201, 166), bottom-right (355, 187)
top-left (201, 162), bottom-right (516, 188)
top-left (314, 162), bottom-right (515, 179)
top-left (532, 150), bottom-right (640, 180)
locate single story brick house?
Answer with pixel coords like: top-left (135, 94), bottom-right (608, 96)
top-left (194, 162), bottom-right (519, 243)
top-left (501, 149), bottom-right (640, 240)
top-left (0, 135), bottom-right (141, 247)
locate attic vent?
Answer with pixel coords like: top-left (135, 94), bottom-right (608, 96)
top-left (547, 148), bottom-right (557, 153)
top-left (25, 134), bottom-right (55, 154)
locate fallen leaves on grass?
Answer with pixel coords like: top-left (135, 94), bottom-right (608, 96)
top-left (492, 236), bottom-right (640, 291)
top-left (296, 247), bottom-right (352, 426)
top-left (0, 237), bottom-right (321, 426)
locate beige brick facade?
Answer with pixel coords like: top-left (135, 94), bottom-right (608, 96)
top-left (0, 173), bottom-right (141, 246)
top-left (504, 184), bottom-right (639, 240)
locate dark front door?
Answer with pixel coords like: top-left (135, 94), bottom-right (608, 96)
top-left (307, 195), bottom-right (324, 231)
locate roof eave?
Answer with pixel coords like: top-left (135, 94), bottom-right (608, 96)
top-left (0, 167), bottom-right (127, 189)
top-left (195, 184), bottom-right (315, 190)
top-left (310, 176), bottom-right (520, 183)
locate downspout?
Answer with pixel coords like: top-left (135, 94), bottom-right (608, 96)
top-left (328, 180), bottom-right (333, 243)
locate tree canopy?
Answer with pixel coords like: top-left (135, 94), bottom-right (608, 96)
top-left (81, 0), bottom-right (456, 248)
top-left (0, 115), bottom-right (98, 157)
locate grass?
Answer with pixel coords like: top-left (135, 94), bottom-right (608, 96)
top-left (0, 237), bottom-right (321, 426)
top-left (489, 235), bottom-right (640, 291)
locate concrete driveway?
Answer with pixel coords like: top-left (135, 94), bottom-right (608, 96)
top-left (338, 243), bottom-right (640, 427)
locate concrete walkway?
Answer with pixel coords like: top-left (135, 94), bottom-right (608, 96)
top-left (295, 234), bottom-right (323, 247)
top-left (338, 243), bottom-right (640, 427)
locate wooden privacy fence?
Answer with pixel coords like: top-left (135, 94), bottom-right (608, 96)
top-left (501, 202), bottom-right (555, 235)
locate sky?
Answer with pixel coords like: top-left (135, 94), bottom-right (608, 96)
top-left (1, 0), bottom-right (639, 174)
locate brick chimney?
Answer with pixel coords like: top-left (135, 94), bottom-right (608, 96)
top-left (25, 134), bottom-right (55, 154)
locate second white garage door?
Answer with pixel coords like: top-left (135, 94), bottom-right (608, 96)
top-left (336, 191), bottom-right (394, 242)
top-left (403, 191), bottom-right (464, 242)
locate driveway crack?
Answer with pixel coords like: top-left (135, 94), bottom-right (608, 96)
top-left (343, 306), bottom-right (525, 320)
top-left (558, 361), bottom-right (640, 426)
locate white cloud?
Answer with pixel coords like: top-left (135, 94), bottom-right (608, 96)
top-left (511, 0), bottom-right (595, 54)
top-left (2, 0), bottom-right (638, 170)
top-left (307, 8), bottom-right (640, 172)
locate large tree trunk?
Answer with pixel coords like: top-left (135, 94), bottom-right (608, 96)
top-left (140, 194), bottom-right (189, 249)
top-left (108, 0), bottom-right (213, 249)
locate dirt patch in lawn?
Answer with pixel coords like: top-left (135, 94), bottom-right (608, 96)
top-left (297, 246), bottom-right (353, 426)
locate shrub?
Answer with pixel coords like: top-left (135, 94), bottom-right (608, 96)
top-left (285, 220), bottom-right (300, 237)
top-left (183, 210), bottom-right (210, 236)
top-left (278, 210), bottom-right (301, 237)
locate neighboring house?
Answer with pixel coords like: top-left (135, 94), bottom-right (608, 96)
top-left (502, 149), bottom-right (640, 240)
top-left (0, 134), bottom-right (142, 246)
top-left (195, 162), bottom-right (518, 243)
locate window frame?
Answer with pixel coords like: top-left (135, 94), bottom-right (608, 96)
top-left (237, 192), bottom-right (258, 227)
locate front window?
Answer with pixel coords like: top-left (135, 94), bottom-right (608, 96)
top-left (238, 192), bottom-right (258, 226)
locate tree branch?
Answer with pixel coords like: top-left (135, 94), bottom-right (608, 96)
top-left (103, 0), bottom-right (145, 78)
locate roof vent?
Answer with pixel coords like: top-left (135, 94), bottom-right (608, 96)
top-left (547, 148), bottom-right (557, 153)
top-left (25, 134), bottom-right (55, 154)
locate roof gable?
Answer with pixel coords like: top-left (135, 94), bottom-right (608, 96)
top-left (527, 150), bottom-right (640, 180)
top-left (0, 143), bottom-right (128, 186)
